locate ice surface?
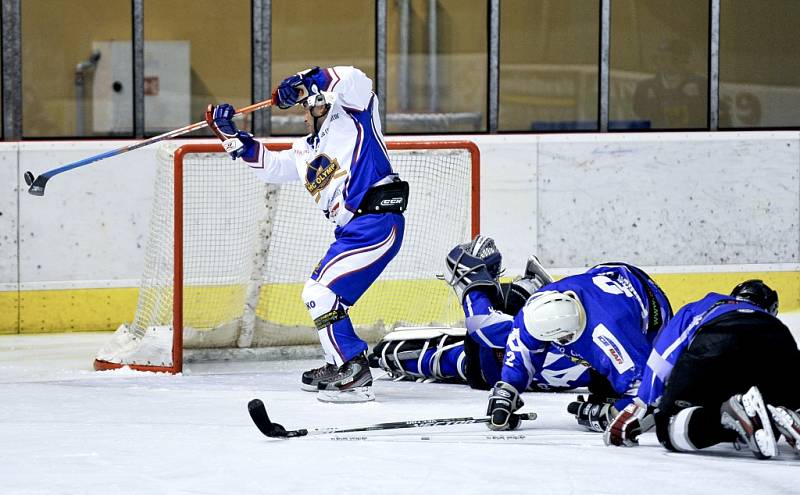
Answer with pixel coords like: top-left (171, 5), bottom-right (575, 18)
top-left (1, 317), bottom-right (799, 495)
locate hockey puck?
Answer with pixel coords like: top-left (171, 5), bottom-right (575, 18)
top-left (24, 171), bottom-right (34, 186)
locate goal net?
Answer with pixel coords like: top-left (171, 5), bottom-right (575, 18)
top-left (95, 140), bottom-right (479, 373)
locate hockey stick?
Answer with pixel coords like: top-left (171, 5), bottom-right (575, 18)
top-left (23, 98), bottom-right (273, 197)
top-left (247, 398), bottom-right (537, 439)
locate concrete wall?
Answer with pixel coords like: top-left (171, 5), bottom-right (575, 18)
top-left (1, 132), bottom-right (798, 332)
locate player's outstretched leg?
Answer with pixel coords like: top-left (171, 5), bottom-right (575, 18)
top-left (767, 405), bottom-right (800, 455)
top-left (720, 386), bottom-right (777, 459)
top-left (317, 353), bottom-right (375, 403)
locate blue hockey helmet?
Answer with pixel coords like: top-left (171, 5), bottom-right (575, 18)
top-left (731, 279), bottom-right (778, 316)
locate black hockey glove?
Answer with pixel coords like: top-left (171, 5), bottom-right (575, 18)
top-left (567, 395), bottom-right (614, 433)
top-left (487, 381), bottom-right (524, 431)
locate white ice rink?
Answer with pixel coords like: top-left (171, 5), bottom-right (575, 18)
top-left (2, 316), bottom-right (799, 495)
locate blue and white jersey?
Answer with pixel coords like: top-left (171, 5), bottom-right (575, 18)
top-left (638, 293), bottom-right (771, 408)
top-left (463, 290), bottom-right (591, 390)
top-left (247, 66), bottom-right (394, 226)
top-left (500, 265), bottom-right (665, 407)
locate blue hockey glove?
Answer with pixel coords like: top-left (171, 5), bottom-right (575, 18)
top-left (204, 104), bottom-right (258, 161)
top-left (486, 381), bottom-right (524, 431)
top-left (272, 74), bottom-right (304, 109)
top-left (271, 67), bottom-right (333, 109)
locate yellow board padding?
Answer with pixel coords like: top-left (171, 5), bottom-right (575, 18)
top-left (4, 270), bottom-right (798, 334)
top-left (16, 287), bottom-right (139, 333)
top-left (0, 291), bottom-right (19, 334)
top-left (647, 271), bottom-right (800, 313)
top-left (256, 279), bottom-right (463, 327)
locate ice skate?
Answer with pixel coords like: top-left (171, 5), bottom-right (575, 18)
top-left (300, 362), bottom-right (338, 392)
top-left (524, 254), bottom-right (554, 286)
top-left (720, 385), bottom-right (777, 459)
top-left (317, 354), bottom-right (375, 403)
top-left (767, 404), bottom-right (800, 455)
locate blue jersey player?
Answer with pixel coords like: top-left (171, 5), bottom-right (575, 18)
top-left (442, 238), bottom-right (673, 431)
top-left (604, 280), bottom-right (800, 460)
top-left (368, 241), bottom-right (592, 392)
top-left (206, 67), bottom-right (406, 402)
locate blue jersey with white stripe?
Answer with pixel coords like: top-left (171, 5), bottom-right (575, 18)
top-left (638, 293), bottom-right (771, 408)
top-left (463, 290), bottom-right (591, 390)
top-left (500, 265), bottom-right (664, 408)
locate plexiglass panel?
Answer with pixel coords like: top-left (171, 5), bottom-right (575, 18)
top-left (610, 0), bottom-right (709, 130)
top-left (500, 0), bottom-right (599, 131)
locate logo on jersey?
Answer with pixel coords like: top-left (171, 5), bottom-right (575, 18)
top-left (305, 154), bottom-right (340, 196)
top-left (592, 323), bottom-right (635, 374)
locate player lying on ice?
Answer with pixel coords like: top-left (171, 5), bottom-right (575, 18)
top-left (438, 236), bottom-right (672, 431)
top-left (206, 66), bottom-right (407, 403)
top-left (369, 236), bottom-right (608, 394)
top-left (604, 280), bottom-right (800, 459)
top-left (372, 235), bottom-right (673, 432)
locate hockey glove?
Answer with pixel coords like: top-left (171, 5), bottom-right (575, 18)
top-left (204, 104), bottom-right (259, 162)
top-left (487, 381), bottom-right (524, 431)
top-left (272, 74), bottom-right (304, 109)
top-left (603, 397), bottom-right (651, 447)
top-left (271, 67), bottom-right (332, 109)
top-left (567, 395), bottom-right (614, 433)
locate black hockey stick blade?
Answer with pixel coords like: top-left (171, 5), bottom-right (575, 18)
top-left (248, 399), bottom-right (307, 438)
top-left (25, 172), bottom-right (49, 196)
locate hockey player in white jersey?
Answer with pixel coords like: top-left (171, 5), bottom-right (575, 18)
top-left (206, 66), bottom-right (407, 402)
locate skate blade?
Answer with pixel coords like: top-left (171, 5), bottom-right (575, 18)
top-left (300, 383), bottom-right (319, 392)
top-left (767, 405), bottom-right (800, 453)
top-left (753, 429), bottom-right (777, 458)
top-left (742, 388), bottom-right (777, 458)
top-left (317, 386), bottom-right (375, 403)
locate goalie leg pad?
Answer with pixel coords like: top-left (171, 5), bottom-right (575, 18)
top-left (302, 280), bottom-right (365, 366)
top-left (369, 328), bottom-right (465, 382)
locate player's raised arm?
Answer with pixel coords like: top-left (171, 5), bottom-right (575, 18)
top-left (205, 103), bottom-right (298, 183)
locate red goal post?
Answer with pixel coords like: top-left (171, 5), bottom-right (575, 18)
top-left (94, 140), bottom-right (480, 373)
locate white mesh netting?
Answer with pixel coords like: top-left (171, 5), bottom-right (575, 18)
top-left (97, 141), bottom-right (478, 370)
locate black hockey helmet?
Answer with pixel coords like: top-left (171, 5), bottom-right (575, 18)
top-left (730, 279), bottom-right (778, 316)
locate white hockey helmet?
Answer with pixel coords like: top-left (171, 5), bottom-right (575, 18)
top-left (522, 290), bottom-right (586, 345)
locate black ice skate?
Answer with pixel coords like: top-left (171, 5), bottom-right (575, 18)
top-left (317, 354), bottom-right (375, 403)
top-left (301, 362), bottom-right (338, 392)
top-left (720, 385), bottom-right (777, 459)
top-left (767, 404), bottom-right (800, 455)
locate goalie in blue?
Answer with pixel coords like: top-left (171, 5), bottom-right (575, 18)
top-left (368, 239), bottom-right (594, 393)
top-left (604, 280), bottom-right (800, 460)
top-left (438, 236), bottom-right (672, 431)
top-left (206, 67), bottom-right (407, 403)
